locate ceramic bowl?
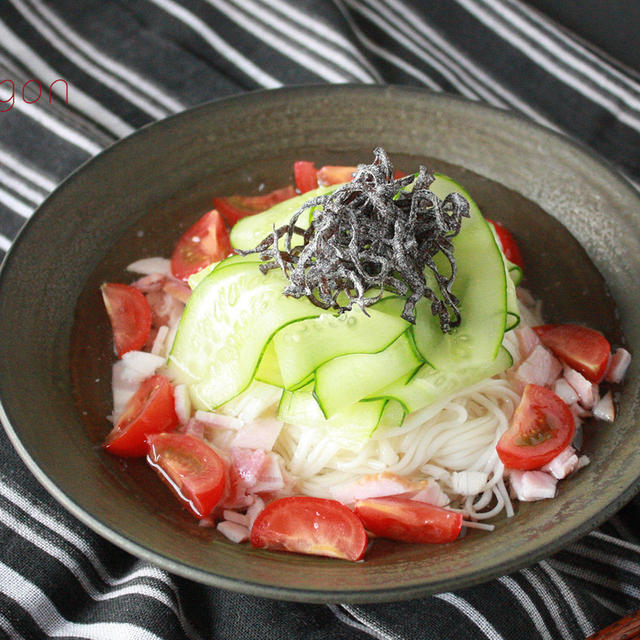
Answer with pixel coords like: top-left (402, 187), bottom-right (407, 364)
top-left (1, 85), bottom-right (639, 602)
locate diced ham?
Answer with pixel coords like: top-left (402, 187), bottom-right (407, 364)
top-left (131, 272), bottom-right (166, 292)
top-left (553, 377), bottom-right (579, 406)
top-left (541, 446), bottom-right (579, 479)
top-left (515, 325), bottom-right (541, 360)
top-left (216, 520), bottom-right (250, 544)
top-left (163, 278), bottom-right (192, 304)
top-left (514, 344), bottom-right (563, 389)
top-left (230, 418), bottom-right (283, 451)
top-left (251, 453), bottom-right (285, 493)
top-left (509, 470), bottom-right (557, 501)
top-left (450, 471), bottom-right (489, 496)
top-left (606, 348), bottom-right (631, 384)
top-left (409, 480), bottom-right (450, 507)
top-left (330, 472), bottom-right (424, 505)
top-left (145, 289), bottom-right (184, 332)
top-left (516, 287), bottom-right (536, 308)
top-left (564, 367), bottom-right (595, 408)
top-left (230, 448), bottom-right (267, 487)
top-left (593, 390), bottom-right (616, 422)
top-left (127, 257), bottom-right (171, 276)
top-left (173, 384), bottom-right (191, 424)
top-left (181, 417), bottom-right (205, 439)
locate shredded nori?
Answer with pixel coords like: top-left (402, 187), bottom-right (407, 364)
top-left (238, 148), bottom-right (470, 332)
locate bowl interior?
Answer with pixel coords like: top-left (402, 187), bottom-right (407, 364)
top-left (1, 86), bottom-right (639, 602)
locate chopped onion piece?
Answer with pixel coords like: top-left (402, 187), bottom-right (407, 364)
top-left (194, 410), bottom-right (243, 430)
top-left (230, 418), bottom-right (283, 451)
top-left (605, 348), bottom-right (631, 384)
top-left (151, 325), bottom-right (169, 356)
top-left (592, 391), bottom-right (615, 422)
top-left (127, 257), bottom-right (171, 276)
top-left (216, 520), bottom-right (250, 544)
top-left (222, 510), bottom-right (249, 527)
top-left (174, 384), bottom-right (191, 424)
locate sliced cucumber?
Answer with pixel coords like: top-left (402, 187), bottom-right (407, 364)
top-left (167, 263), bottom-right (324, 409)
top-left (272, 304), bottom-right (409, 390)
top-left (230, 184), bottom-right (340, 251)
top-left (254, 340), bottom-right (283, 387)
top-left (313, 330), bottom-right (423, 418)
top-left (411, 173), bottom-right (508, 369)
top-left (278, 382), bottom-right (388, 441)
top-left (368, 346), bottom-right (513, 413)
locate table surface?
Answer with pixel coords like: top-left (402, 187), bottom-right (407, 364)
top-left (0, 2), bottom-right (639, 639)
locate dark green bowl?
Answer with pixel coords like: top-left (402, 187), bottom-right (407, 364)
top-left (1, 85), bottom-right (639, 603)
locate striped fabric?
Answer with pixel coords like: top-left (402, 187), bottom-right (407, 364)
top-left (0, 1), bottom-right (639, 638)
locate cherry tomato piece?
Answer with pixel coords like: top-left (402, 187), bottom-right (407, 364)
top-left (487, 219), bottom-right (524, 269)
top-left (250, 496), bottom-right (368, 561)
top-left (316, 165), bottom-right (356, 185)
top-left (534, 324), bottom-right (611, 383)
top-left (170, 209), bottom-right (232, 282)
top-left (496, 383), bottom-right (575, 470)
top-left (101, 282), bottom-right (152, 358)
top-left (213, 185), bottom-right (297, 227)
top-left (147, 432), bottom-right (227, 519)
top-left (293, 161), bottom-right (319, 193)
top-left (104, 374), bottom-right (179, 457)
top-left (354, 497), bottom-right (463, 544)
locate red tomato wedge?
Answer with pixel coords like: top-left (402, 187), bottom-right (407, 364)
top-left (317, 165), bottom-right (357, 185)
top-left (293, 160), bottom-right (319, 193)
top-left (104, 374), bottom-right (179, 457)
top-left (147, 432), bottom-right (227, 519)
top-left (354, 497), bottom-right (463, 544)
top-left (496, 384), bottom-right (575, 470)
top-left (487, 219), bottom-right (524, 269)
top-left (101, 282), bottom-right (152, 357)
top-left (170, 209), bottom-right (232, 282)
top-left (533, 324), bottom-right (611, 383)
top-left (250, 496), bottom-right (368, 561)
top-left (213, 185), bottom-right (297, 227)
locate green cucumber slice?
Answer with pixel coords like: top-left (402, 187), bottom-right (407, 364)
top-left (229, 184), bottom-right (340, 251)
top-left (368, 346), bottom-right (513, 414)
top-left (272, 304), bottom-right (410, 390)
top-left (313, 330), bottom-right (423, 418)
top-left (411, 173), bottom-right (508, 369)
top-left (278, 383), bottom-right (388, 441)
top-left (167, 263), bottom-right (324, 409)
top-left (254, 340), bottom-right (283, 387)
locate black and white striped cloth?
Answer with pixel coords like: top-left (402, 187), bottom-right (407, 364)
top-left (1, 2), bottom-right (639, 638)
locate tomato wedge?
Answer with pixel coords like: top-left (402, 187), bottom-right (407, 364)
top-left (496, 384), bottom-right (575, 470)
top-left (293, 160), bottom-right (318, 193)
top-left (101, 282), bottom-right (152, 358)
top-left (354, 497), bottom-right (463, 544)
top-left (250, 496), bottom-right (368, 561)
top-left (213, 185), bottom-right (296, 227)
top-left (487, 219), bottom-right (524, 269)
top-left (147, 432), bottom-right (227, 519)
top-left (104, 374), bottom-right (179, 457)
top-left (316, 165), bottom-right (356, 185)
top-left (170, 209), bottom-right (232, 282)
top-left (534, 324), bottom-right (611, 383)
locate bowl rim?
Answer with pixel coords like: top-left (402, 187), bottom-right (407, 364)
top-left (1, 83), bottom-right (640, 603)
